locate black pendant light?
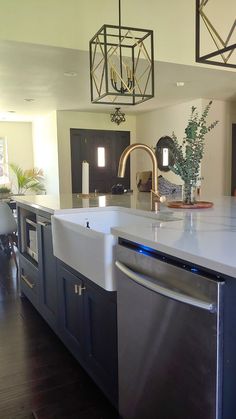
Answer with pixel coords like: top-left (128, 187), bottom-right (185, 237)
top-left (89, 0), bottom-right (154, 105)
top-left (196, 0), bottom-right (236, 68)
top-left (110, 107), bottom-right (126, 125)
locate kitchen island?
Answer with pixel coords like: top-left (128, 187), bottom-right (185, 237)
top-left (15, 193), bottom-right (236, 419)
top-left (15, 193), bottom-right (236, 277)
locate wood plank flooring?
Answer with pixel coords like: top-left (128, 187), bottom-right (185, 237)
top-left (0, 250), bottom-right (119, 419)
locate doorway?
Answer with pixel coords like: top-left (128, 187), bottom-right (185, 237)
top-left (70, 129), bottom-right (130, 194)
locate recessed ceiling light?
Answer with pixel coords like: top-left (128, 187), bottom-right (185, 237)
top-left (64, 71), bottom-right (78, 77)
top-left (176, 82), bottom-right (185, 87)
top-left (24, 98), bottom-right (35, 102)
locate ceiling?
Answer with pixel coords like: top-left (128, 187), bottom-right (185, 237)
top-left (0, 40), bottom-right (235, 121)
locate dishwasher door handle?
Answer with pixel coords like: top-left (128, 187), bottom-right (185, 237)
top-left (115, 261), bottom-right (216, 313)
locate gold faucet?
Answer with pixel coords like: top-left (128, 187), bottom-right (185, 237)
top-left (117, 143), bottom-right (166, 212)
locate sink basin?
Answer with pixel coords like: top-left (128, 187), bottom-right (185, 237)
top-left (51, 206), bottom-right (179, 291)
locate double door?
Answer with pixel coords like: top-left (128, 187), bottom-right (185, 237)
top-left (70, 128), bottom-right (130, 193)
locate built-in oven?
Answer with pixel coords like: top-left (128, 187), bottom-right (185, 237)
top-left (18, 208), bottom-right (38, 264)
top-left (24, 217), bottom-right (38, 262)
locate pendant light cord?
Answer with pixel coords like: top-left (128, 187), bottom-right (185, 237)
top-left (119, 0), bottom-right (121, 27)
top-left (118, 0), bottom-right (123, 85)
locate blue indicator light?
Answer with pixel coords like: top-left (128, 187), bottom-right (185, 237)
top-left (191, 267), bottom-right (199, 273)
top-left (136, 244), bottom-right (154, 253)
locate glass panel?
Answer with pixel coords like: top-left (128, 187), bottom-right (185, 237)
top-left (98, 195), bottom-right (106, 207)
top-left (97, 147), bottom-right (105, 167)
top-left (163, 148), bottom-right (169, 167)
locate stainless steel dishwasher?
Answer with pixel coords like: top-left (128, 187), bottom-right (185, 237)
top-left (115, 242), bottom-right (224, 419)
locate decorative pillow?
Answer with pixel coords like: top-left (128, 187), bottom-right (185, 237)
top-left (136, 171), bottom-right (182, 196)
top-left (136, 171), bottom-right (152, 192)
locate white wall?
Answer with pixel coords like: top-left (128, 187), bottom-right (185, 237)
top-left (0, 0), bottom-right (194, 66)
top-left (0, 0), bottom-right (234, 69)
top-left (231, 103), bottom-right (236, 123)
top-left (201, 100), bottom-right (231, 198)
top-left (56, 110), bottom-right (136, 194)
top-left (226, 102), bottom-right (236, 195)
top-left (136, 99), bottom-right (231, 198)
top-left (32, 111), bottom-right (59, 195)
top-left (0, 121), bottom-right (34, 192)
top-left (136, 99), bottom-right (202, 185)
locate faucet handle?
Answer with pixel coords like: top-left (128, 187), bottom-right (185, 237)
top-left (151, 190), bottom-right (166, 203)
top-left (160, 195), bottom-right (166, 203)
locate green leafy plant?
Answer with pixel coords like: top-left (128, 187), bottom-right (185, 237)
top-left (170, 101), bottom-right (218, 204)
top-left (0, 186), bottom-right (11, 194)
top-left (9, 163), bottom-right (45, 194)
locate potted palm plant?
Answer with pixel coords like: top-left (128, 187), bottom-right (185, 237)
top-left (0, 185), bottom-right (11, 199)
top-left (9, 163), bottom-right (45, 194)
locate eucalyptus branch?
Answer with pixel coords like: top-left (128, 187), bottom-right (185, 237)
top-left (170, 101), bottom-right (218, 188)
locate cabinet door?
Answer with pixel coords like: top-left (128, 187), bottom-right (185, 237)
top-left (57, 264), bottom-right (85, 360)
top-left (84, 283), bottom-right (118, 405)
top-left (37, 217), bottom-right (58, 329)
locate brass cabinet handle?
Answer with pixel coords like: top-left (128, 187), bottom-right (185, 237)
top-left (74, 284), bottom-right (86, 296)
top-left (25, 218), bottom-right (37, 228)
top-left (37, 221), bottom-right (51, 227)
top-left (21, 274), bottom-right (35, 289)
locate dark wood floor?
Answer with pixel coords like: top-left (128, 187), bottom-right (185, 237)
top-left (0, 250), bottom-right (119, 419)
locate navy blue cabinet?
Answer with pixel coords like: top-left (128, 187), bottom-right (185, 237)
top-left (57, 263), bottom-right (85, 359)
top-left (19, 252), bottom-right (39, 308)
top-left (84, 282), bottom-right (118, 404)
top-left (18, 205), bottom-right (40, 309)
top-left (37, 216), bottom-right (58, 330)
top-left (17, 206), bottom-right (57, 328)
top-left (18, 204), bottom-right (118, 408)
top-left (57, 263), bottom-right (118, 406)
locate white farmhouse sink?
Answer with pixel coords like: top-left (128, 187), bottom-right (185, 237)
top-left (51, 206), bottom-right (178, 291)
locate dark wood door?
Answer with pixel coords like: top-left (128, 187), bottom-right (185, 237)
top-left (232, 124), bottom-right (236, 196)
top-left (70, 129), bottom-right (130, 193)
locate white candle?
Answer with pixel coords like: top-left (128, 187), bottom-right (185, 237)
top-left (82, 161), bottom-right (89, 195)
top-left (82, 197), bottom-right (89, 208)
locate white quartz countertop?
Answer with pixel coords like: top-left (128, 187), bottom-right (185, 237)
top-left (15, 193), bottom-right (236, 278)
top-left (13, 192), bottom-right (152, 214)
top-left (111, 196), bottom-right (236, 278)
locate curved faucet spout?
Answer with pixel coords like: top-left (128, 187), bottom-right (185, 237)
top-left (118, 143), bottom-right (165, 212)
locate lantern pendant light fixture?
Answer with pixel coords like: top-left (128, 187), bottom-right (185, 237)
top-left (196, 0), bottom-right (236, 68)
top-left (89, 0), bottom-right (154, 105)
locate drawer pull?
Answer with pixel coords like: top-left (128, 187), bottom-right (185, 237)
top-left (74, 284), bottom-right (86, 296)
top-left (21, 274), bottom-right (35, 289)
top-left (37, 221), bottom-right (51, 227)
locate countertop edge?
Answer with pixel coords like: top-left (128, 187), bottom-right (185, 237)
top-left (111, 229), bottom-right (236, 278)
